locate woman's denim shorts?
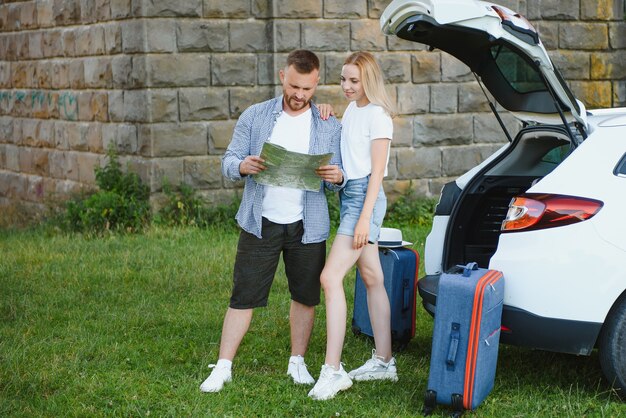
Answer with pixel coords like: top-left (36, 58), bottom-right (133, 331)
top-left (337, 176), bottom-right (387, 243)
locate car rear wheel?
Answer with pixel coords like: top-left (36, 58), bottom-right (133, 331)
top-left (599, 293), bottom-right (626, 399)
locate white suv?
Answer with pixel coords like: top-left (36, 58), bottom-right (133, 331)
top-left (382, 0), bottom-right (626, 395)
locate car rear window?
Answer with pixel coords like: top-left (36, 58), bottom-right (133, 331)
top-left (614, 153), bottom-right (626, 177)
top-left (490, 44), bottom-right (544, 93)
top-left (541, 144), bottom-right (570, 165)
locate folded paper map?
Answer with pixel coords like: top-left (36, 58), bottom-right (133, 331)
top-left (254, 142), bottom-right (333, 192)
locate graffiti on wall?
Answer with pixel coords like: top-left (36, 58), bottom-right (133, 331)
top-left (0, 90), bottom-right (79, 120)
top-left (58, 92), bottom-right (78, 120)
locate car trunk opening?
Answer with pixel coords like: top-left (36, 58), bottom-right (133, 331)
top-left (443, 127), bottom-right (573, 270)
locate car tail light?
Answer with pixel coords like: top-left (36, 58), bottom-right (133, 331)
top-left (501, 194), bottom-right (603, 232)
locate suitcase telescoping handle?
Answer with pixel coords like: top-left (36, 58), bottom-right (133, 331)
top-left (446, 323), bottom-right (461, 370)
top-left (403, 279), bottom-right (410, 311)
top-left (456, 262), bottom-right (478, 277)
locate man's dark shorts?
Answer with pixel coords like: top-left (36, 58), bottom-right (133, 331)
top-left (230, 217), bottom-right (325, 309)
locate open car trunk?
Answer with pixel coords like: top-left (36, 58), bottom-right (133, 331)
top-left (381, 0), bottom-right (586, 129)
top-left (442, 126), bottom-right (573, 271)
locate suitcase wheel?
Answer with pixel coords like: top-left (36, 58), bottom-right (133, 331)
top-left (423, 389), bottom-right (436, 416)
top-left (451, 393), bottom-right (464, 417)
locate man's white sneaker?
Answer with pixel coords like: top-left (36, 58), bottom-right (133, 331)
top-left (287, 355), bottom-right (315, 385)
top-left (308, 364), bottom-right (353, 400)
top-left (200, 364), bottom-right (232, 393)
top-left (348, 350), bottom-right (398, 382)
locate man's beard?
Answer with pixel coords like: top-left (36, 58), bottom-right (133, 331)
top-left (285, 95), bottom-right (309, 112)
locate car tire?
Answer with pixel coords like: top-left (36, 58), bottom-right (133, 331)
top-left (599, 293), bottom-right (626, 399)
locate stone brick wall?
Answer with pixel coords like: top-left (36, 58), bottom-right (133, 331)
top-left (0, 0), bottom-right (624, 214)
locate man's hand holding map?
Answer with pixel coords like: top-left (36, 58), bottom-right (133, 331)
top-left (251, 142), bottom-right (342, 192)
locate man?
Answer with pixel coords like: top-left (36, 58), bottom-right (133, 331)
top-left (200, 50), bottom-right (345, 393)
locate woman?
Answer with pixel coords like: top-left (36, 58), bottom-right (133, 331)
top-left (308, 52), bottom-right (396, 401)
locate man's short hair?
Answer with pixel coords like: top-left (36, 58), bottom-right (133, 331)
top-left (286, 50), bottom-right (320, 74)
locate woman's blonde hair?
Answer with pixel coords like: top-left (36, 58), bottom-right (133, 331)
top-left (344, 51), bottom-right (396, 117)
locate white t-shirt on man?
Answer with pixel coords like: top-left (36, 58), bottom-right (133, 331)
top-left (261, 108), bottom-right (312, 224)
top-left (340, 101), bottom-right (393, 180)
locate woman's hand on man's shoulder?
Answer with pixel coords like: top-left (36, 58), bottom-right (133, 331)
top-left (317, 103), bottom-right (335, 121)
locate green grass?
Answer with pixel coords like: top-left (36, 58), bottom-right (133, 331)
top-left (1, 225), bottom-right (624, 417)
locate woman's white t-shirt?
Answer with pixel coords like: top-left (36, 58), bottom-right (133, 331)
top-left (340, 101), bottom-right (393, 180)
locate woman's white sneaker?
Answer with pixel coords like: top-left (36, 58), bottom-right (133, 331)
top-left (308, 364), bottom-right (353, 400)
top-left (200, 364), bottom-right (232, 393)
top-left (348, 350), bottom-right (398, 382)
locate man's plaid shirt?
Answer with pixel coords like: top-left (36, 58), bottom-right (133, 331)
top-left (221, 96), bottom-right (345, 244)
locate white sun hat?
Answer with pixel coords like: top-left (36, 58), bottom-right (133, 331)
top-left (378, 227), bottom-right (413, 248)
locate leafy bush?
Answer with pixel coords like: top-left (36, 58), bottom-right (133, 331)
top-left (385, 189), bottom-right (437, 227)
top-left (156, 182), bottom-right (239, 229)
top-left (95, 149), bottom-right (150, 203)
top-left (57, 149), bottom-right (151, 234)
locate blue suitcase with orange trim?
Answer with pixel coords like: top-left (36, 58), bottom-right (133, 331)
top-left (352, 247), bottom-right (420, 351)
top-left (423, 263), bottom-right (504, 416)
